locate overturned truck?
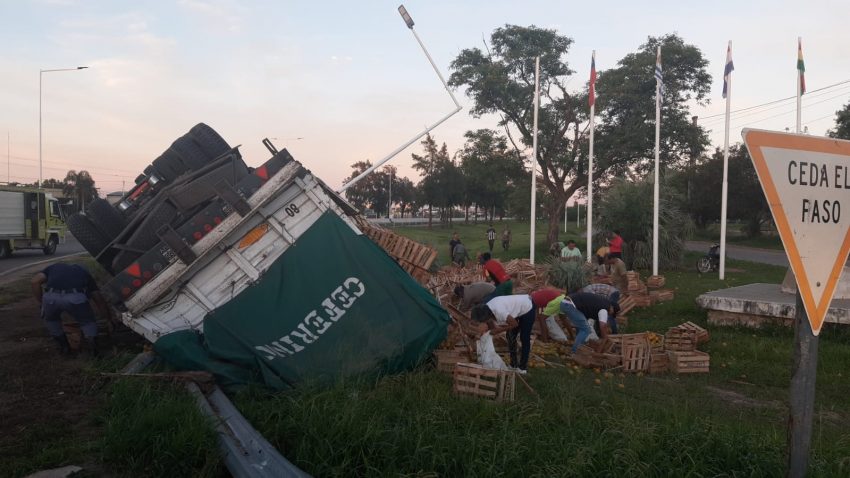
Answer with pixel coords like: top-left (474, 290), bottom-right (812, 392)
top-left (69, 125), bottom-right (448, 388)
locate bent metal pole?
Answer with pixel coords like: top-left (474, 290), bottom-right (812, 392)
top-left (339, 6), bottom-right (461, 193)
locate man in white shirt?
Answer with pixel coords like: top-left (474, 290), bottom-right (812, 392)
top-left (471, 294), bottom-right (535, 373)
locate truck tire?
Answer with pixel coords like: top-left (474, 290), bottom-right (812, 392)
top-left (87, 199), bottom-right (127, 240)
top-left (43, 235), bottom-right (58, 255)
top-left (152, 149), bottom-right (188, 182)
top-left (134, 174), bottom-right (146, 185)
top-left (190, 123), bottom-right (231, 160)
top-left (170, 136), bottom-right (209, 171)
top-left (67, 213), bottom-right (109, 257)
top-left (0, 240), bottom-right (10, 259)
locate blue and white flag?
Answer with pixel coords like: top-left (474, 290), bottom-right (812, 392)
top-left (722, 43), bottom-right (734, 99)
top-left (655, 47), bottom-right (665, 96)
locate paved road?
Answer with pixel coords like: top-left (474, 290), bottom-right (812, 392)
top-left (685, 240), bottom-right (789, 267)
top-left (0, 234), bottom-right (88, 275)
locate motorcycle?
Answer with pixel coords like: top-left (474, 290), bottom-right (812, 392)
top-left (697, 243), bottom-right (721, 273)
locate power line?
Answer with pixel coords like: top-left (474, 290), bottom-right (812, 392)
top-left (699, 78), bottom-right (850, 120)
top-left (701, 83), bottom-right (850, 127)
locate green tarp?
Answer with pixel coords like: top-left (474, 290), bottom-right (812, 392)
top-left (154, 211), bottom-right (449, 389)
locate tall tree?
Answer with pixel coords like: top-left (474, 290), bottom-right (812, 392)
top-left (682, 144), bottom-right (770, 236)
top-left (595, 34), bottom-right (710, 175)
top-left (827, 100), bottom-right (850, 140)
top-left (459, 129), bottom-right (525, 221)
top-left (450, 28), bottom-right (711, 244)
top-left (394, 177), bottom-right (416, 218)
top-left (342, 160), bottom-right (390, 216)
top-left (411, 134), bottom-right (464, 227)
top-left (62, 170), bottom-right (98, 212)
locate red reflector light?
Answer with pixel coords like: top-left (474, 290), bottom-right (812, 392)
top-left (127, 263), bottom-right (142, 277)
top-left (256, 166), bottom-right (269, 180)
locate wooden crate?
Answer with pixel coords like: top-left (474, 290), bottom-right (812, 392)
top-left (664, 328), bottom-right (696, 351)
top-left (649, 352), bottom-right (669, 374)
top-left (610, 333), bottom-right (651, 373)
top-left (434, 348), bottom-right (470, 373)
top-left (629, 293), bottom-right (653, 307)
top-left (650, 289), bottom-right (674, 302)
top-left (667, 350), bottom-right (710, 374)
top-left (453, 363), bottom-right (516, 402)
top-left (675, 321), bottom-right (710, 344)
top-left (618, 295), bottom-right (637, 316)
top-left (646, 275), bottom-right (666, 288)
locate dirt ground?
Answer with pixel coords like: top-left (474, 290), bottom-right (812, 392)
top-left (0, 263), bottom-right (144, 474)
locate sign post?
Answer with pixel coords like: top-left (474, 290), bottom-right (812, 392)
top-left (742, 129), bottom-right (850, 477)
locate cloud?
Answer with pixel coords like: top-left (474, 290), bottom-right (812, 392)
top-left (178, 0), bottom-right (245, 33)
top-left (330, 55), bottom-right (354, 65)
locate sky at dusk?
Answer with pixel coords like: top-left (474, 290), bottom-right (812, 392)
top-left (1, 0), bottom-right (849, 197)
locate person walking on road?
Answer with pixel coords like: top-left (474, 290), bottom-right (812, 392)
top-left (486, 225), bottom-right (497, 253)
top-left (31, 262), bottom-right (112, 356)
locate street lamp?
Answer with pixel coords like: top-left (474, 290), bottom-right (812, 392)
top-left (39, 66), bottom-right (88, 188)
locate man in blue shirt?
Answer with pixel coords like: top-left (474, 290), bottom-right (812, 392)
top-left (31, 263), bottom-right (112, 357)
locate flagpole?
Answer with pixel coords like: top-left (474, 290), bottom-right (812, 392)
top-left (587, 50), bottom-right (596, 262)
top-left (652, 45), bottom-right (661, 276)
top-left (529, 56), bottom-right (540, 264)
top-left (564, 201), bottom-right (567, 233)
top-left (719, 41), bottom-right (732, 280)
top-left (796, 37), bottom-right (802, 133)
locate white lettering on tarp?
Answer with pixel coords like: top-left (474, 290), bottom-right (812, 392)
top-left (254, 277), bottom-right (366, 361)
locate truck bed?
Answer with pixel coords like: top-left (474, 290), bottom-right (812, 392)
top-left (120, 160), bottom-right (360, 342)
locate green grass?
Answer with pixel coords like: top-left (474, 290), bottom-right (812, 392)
top-left (231, 247), bottom-right (850, 476)
top-left (389, 219), bottom-right (587, 266)
top-left (97, 379), bottom-right (222, 478)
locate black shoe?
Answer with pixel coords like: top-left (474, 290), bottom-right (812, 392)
top-left (84, 337), bottom-right (99, 358)
top-left (53, 336), bottom-right (71, 356)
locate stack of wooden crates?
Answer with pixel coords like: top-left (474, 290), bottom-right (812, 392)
top-left (665, 322), bottom-right (711, 373)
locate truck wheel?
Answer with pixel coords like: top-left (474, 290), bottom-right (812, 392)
top-left (67, 213), bottom-right (109, 256)
top-left (152, 149), bottom-right (188, 182)
top-left (170, 136), bottom-right (209, 171)
top-left (189, 123), bottom-right (231, 160)
top-left (87, 199), bottom-right (127, 240)
top-left (0, 240), bottom-right (10, 259)
top-left (43, 235), bottom-right (58, 255)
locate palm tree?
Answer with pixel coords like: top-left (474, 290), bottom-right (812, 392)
top-left (63, 170), bottom-right (98, 212)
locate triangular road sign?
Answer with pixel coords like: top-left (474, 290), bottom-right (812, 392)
top-left (742, 129), bottom-right (850, 335)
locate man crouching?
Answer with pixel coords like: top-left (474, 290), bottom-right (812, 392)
top-left (471, 294), bottom-right (536, 374)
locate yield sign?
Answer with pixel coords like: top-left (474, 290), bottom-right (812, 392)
top-left (743, 129), bottom-right (850, 335)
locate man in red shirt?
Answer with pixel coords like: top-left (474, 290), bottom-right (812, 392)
top-left (607, 230), bottom-right (624, 260)
top-left (479, 252), bottom-right (513, 301)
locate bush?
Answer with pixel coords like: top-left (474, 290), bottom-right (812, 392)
top-left (545, 257), bottom-right (589, 291)
top-left (595, 178), bottom-right (693, 270)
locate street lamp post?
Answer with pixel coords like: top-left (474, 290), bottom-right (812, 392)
top-left (39, 66), bottom-right (88, 188)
